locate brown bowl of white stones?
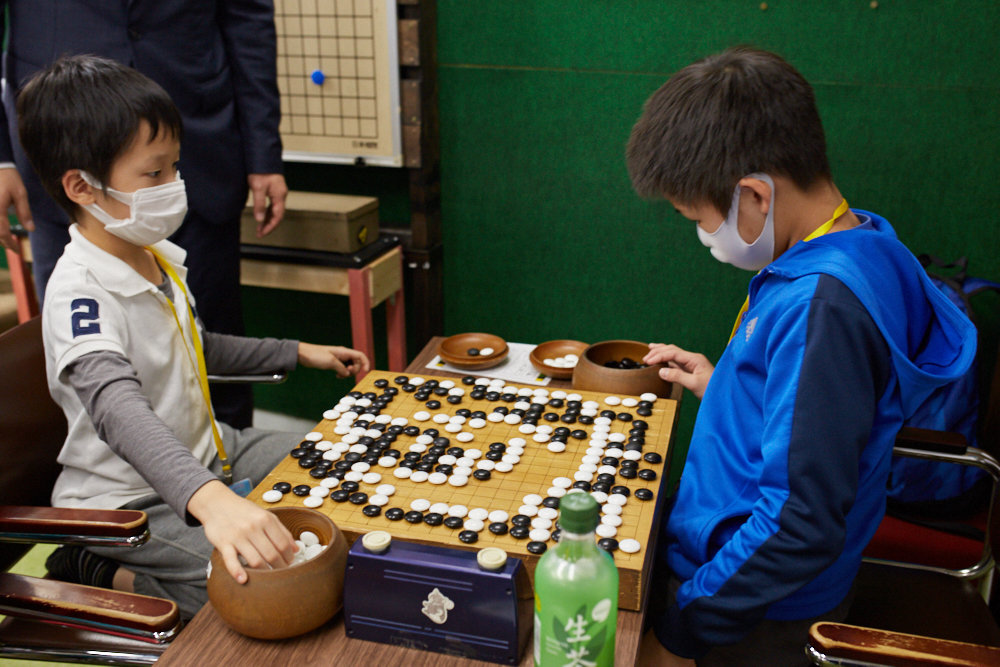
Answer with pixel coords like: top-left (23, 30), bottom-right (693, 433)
top-left (207, 508), bottom-right (349, 639)
top-left (439, 333), bottom-right (509, 370)
top-left (530, 340), bottom-right (589, 380)
top-left (572, 340), bottom-right (673, 398)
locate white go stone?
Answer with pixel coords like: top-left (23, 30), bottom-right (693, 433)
top-left (410, 471), bottom-right (430, 483)
top-left (604, 396), bottom-right (621, 406)
top-left (333, 426), bottom-right (351, 436)
top-left (439, 380), bottom-right (456, 389)
top-left (332, 442), bottom-right (350, 453)
top-left (598, 466), bottom-right (618, 476)
top-left (351, 462), bottom-right (371, 473)
top-left (469, 418), bottom-right (487, 429)
top-left (475, 378), bottom-right (491, 385)
top-left (552, 477), bottom-right (573, 489)
top-left (489, 379), bottom-right (505, 387)
top-left (340, 396), bottom-right (358, 406)
top-left (582, 455), bottom-right (601, 465)
top-left (343, 434), bottom-right (361, 444)
top-left (376, 484), bottom-right (396, 496)
top-left (574, 471), bottom-right (593, 482)
top-left (449, 415), bottom-right (467, 425)
top-left (355, 398), bottom-right (372, 408)
top-left (529, 528), bottom-right (551, 542)
top-left (594, 416), bottom-right (612, 425)
top-left (596, 524), bottom-right (618, 538)
top-left (502, 454), bottom-right (520, 464)
top-left (321, 477), bottom-right (341, 489)
top-left (430, 502), bottom-right (450, 514)
top-left (411, 499), bottom-right (431, 511)
top-left (342, 412), bottom-right (360, 421)
top-left (518, 424), bottom-right (536, 434)
top-left (449, 474), bottom-right (470, 487)
top-left (581, 408), bottom-right (599, 417)
top-left (566, 488), bottom-right (586, 495)
top-left (349, 444), bottom-right (368, 454)
top-left (378, 456), bottom-right (398, 468)
top-left (344, 472), bottom-right (364, 482)
top-left (454, 466), bottom-right (474, 477)
top-left (536, 425), bottom-right (554, 435)
top-left (523, 494), bottom-right (544, 506)
top-left (362, 472), bottom-right (382, 485)
top-left (604, 448), bottom-right (623, 459)
top-left (578, 463), bottom-right (597, 474)
top-left (445, 423), bottom-right (463, 433)
top-left (620, 539), bottom-right (642, 554)
top-left (414, 411), bottom-right (431, 422)
top-left (514, 401), bottom-right (531, 410)
top-left (262, 490), bottom-right (283, 503)
top-left (489, 510), bottom-right (510, 523)
top-left (602, 514), bottom-right (623, 527)
top-left (494, 461), bottom-right (514, 473)
top-left (448, 505), bottom-right (469, 518)
top-left (323, 410), bottom-right (340, 421)
top-left (416, 434), bottom-right (435, 445)
top-left (456, 456), bottom-right (474, 467)
top-left (487, 412), bottom-right (505, 423)
top-left (534, 433), bottom-right (551, 443)
top-left (315, 441), bottom-right (333, 451)
top-left (368, 494), bottom-right (389, 506)
top-left (582, 401), bottom-right (600, 410)
top-left (551, 390), bottom-right (568, 399)
top-left (477, 460), bottom-right (496, 471)
top-left (394, 467), bottom-right (413, 479)
top-left (506, 446), bottom-right (524, 456)
top-left (357, 414), bottom-right (374, 422)
top-left (411, 377), bottom-right (426, 386)
top-left (602, 503), bottom-right (623, 516)
top-left (518, 504), bottom-right (539, 517)
top-left (547, 442), bottom-right (566, 453)
top-left (502, 386), bottom-right (518, 394)
top-left (391, 417), bottom-right (409, 426)
top-left (587, 447), bottom-right (606, 457)
top-left (375, 414), bottom-right (393, 424)
top-left (547, 487), bottom-right (567, 498)
top-left (303, 496), bottom-right (323, 508)
top-left (608, 433), bottom-right (627, 443)
top-left (322, 451), bottom-right (341, 462)
top-left (537, 507), bottom-right (559, 520)
top-left (640, 393), bottom-right (657, 402)
top-left (433, 413), bottom-right (451, 424)
top-left (409, 443), bottom-right (428, 453)
top-left (608, 494), bottom-right (628, 506)
top-left (304, 432), bottom-right (323, 442)
top-left (469, 508), bottom-right (489, 521)
top-left (593, 424), bottom-right (611, 434)
top-left (590, 491), bottom-right (609, 504)
top-left (449, 387), bottom-right (466, 397)
top-left (504, 413), bottom-right (522, 425)
top-left (464, 519), bottom-right (485, 532)
top-left (508, 438), bottom-right (527, 447)
top-left (517, 387), bottom-right (534, 397)
top-left (465, 449), bottom-right (483, 459)
top-left (428, 472), bottom-right (448, 485)
top-left (531, 517), bottom-right (553, 530)
top-left (300, 531), bottom-right (320, 547)
top-left (438, 454), bottom-right (457, 465)
top-left (623, 450), bottom-right (643, 461)
top-left (456, 432), bottom-right (475, 442)
top-left (567, 394), bottom-right (582, 401)
top-left (622, 398), bottom-right (638, 408)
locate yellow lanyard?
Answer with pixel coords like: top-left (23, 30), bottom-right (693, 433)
top-left (147, 247), bottom-right (231, 484)
top-left (729, 199), bottom-right (850, 342)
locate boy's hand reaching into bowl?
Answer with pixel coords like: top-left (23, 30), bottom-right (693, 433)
top-left (297, 343), bottom-right (371, 378)
top-left (644, 344), bottom-right (714, 400)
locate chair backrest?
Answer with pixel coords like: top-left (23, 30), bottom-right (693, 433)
top-left (0, 317), bottom-right (67, 571)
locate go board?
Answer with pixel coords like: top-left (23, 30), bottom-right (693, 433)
top-left (275, 0), bottom-right (403, 166)
top-left (248, 371), bottom-right (677, 610)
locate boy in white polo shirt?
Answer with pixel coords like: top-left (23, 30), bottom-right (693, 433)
top-left (18, 56), bottom-right (370, 619)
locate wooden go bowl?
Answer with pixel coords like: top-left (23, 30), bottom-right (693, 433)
top-left (207, 508), bottom-right (349, 639)
top-left (438, 332), bottom-right (509, 370)
top-left (572, 340), bottom-right (673, 398)
top-left (529, 340), bottom-right (589, 380)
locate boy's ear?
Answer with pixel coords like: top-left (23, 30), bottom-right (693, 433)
top-left (738, 176), bottom-right (773, 216)
top-left (62, 170), bottom-right (96, 207)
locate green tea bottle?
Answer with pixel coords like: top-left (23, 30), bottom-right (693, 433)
top-left (533, 492), bottom-right (618, 666)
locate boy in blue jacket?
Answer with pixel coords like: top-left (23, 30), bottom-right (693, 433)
top-left (627, 48), bottom-right (977, 666)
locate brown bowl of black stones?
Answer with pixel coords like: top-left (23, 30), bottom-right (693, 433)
top-left (206, 508), bottom-right (349, 639)
top-left (530, 340), bottom-right (589, 380)
top-left (438, 333), bottom-right (509, 370)
top-left (572, 340), bottom-right (672, 398)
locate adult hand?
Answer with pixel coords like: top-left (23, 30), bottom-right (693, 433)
top-left (637, 629), bottom-right (697, 667)
top-left (644, 343), bottom-right (715, 400)
top-left (188, 480), bottom-right (297, 584)
top-left (247, 173), bottom-right (288, 238)
top-left (0, 168), bottom-right (33, 252)
top-left (298, 342), bottom-right (371, 378)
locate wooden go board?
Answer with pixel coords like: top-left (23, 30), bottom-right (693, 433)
top-left (275, 0), bottom-right (403, 166)
top-left (248, 371), bottom-right (677, 610)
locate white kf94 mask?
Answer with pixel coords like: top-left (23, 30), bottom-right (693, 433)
top-left (696, 173), bottom-right (775, 272)
top-left (79, 170), bottom-right (188, 246)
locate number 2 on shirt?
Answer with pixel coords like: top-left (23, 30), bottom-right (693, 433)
top-left (70, 298), bottom-right (101, 337)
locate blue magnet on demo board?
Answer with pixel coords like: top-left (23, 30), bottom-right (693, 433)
top-left (311, 69), bottom-right (326, 85)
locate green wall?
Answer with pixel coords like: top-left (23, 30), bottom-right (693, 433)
top-left (247, 0), bottom-right (1000, 487)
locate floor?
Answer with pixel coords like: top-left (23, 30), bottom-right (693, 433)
top-left (0, 409), bottom-right (317, 666)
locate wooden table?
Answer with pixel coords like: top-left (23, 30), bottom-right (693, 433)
top-left (157, 338), bottom-right (682, 666)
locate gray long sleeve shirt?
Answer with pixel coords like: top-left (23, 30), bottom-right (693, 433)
top-left (66, 276), bottom-right (299, 523)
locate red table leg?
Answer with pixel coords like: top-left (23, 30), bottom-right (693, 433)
top-left (6, 240), bottom-right (39, 324)
top-left (347, 266), bottom-right (375, 381)
top-left (386, 252), bottom-right (407, 372)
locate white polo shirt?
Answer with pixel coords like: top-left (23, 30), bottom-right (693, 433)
top-left (43, 224), bottom-right (218, 510)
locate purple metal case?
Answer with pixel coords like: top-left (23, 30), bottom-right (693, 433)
top-left (343, 537), bottom-right (533, 664)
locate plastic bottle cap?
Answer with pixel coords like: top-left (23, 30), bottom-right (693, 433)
top-left (477, 547), bottom-right (507, 571)
top-left (362, 531), bottom-right (391, 553)
top-left (557, 493), bottom-right (600, 533)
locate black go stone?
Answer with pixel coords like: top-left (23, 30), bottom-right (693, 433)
top-left (510, 526), bottom-right (530, 539)
top-left (443, 516), bottom-right (464, 529)
top-left (526, 541), bottom-right (548, 555)
top-left (462, 376), bottom-right (477, 385)
top-left (341, 481), bottom-right (360, 493)
top-left (485, 391), bottom-right (501, 401)
top-left (435, 464), bottom-right (454, 475)
top-left (644, 452), bottom-right (663, 464)
top-left (554, 427), bottom-right (571, 437)
top-left (458, 530), bottom-right (479, 544)
top-left (637, 407), bottom-right (653, 417)
top-left (331, 489), bottom-right (351, 502)
top-left (488, 522), bottom-right (509, 535)
top-left (298, 458), bottom-right (318, 469)
top-left (403, 426), bottom-right (420, 436)
top-left (470, 411), bottom-right (486, 419)
top-left (560, 414), bottom-right (577, 424)
top-left (493, 406), bottom-right (509, 415)
top-left (600, 410), bottom-right (617, 419)
top-left (384, 387), bottom-right (399, 396)
top-left (467, 348), bottom-right (480, 356)
top-left (385, 508), bottom-right (405, 521)
top-left (489, 442), bottom-right (506, 452)
top-left (625, 443), bottom-right (644, 453)
top-left (606, 442), bottom-right (624, 450)
top-left (344, 452), bottom-right (362, 463)
top-left (602, 457), bottom-right (620, 467)
top-left (620, 460), bottom-right (639, 470)
top-left (591, 482), bottom-right (611, 494)
top-left (597, 538), bottom-right (619, 552)
top-left (425, 400), bottom-right (441, 410)
top-left (552, 529), bottom-right (562, 543)
top-left (386, 449), bottom-right (401, 458)
top-left (404, 511), bottom-right (424, 523)
top-left (425, 380), bottom-right (439, 388)
top-left (298, 440), bottom-right (316, 450)
top-left (579, 415), bottom-right (595, 425)
top-left (374, 379), bottom-right (389, 388)
top-left (289, 448), bottom-right (308, 459)
top-left (403, 452), bottom-right (422, 462)
top-left (447, 395), bottom-right (463, 405)
top-left (629, 428), bottom-right (646, 437)
top-left (566, 400), bottom-right (582, 410)
top-left (485, 451), bottom-right (503, 462)
top-left (424, 513), bottom-right (444, 526)
top-left (310, 467), bottom-right (329, 478)
top-left (362, 504), bottom-right (382, 517)
top-left (273, 482), bottom-right (292, 493)
top-left (596, 473), bottom-right (616, 485)
top-left (292, 485), bottom-right (311, 496)
top-left (470, 391), bottom-right (487, 400)
top-left (456, 409), bottom-right (473, 418)
top-left (510, 409), bottom-right (525, 417)
top-left (633, 420), bottom-right (649, 430)
top-left (611, 486), bottom-right (631, 497)
top-left (358, 435), bottom-right (376, 445)
top-left (523, 418), bottom-right (538, 426)
top-left (571, 430), bottom-right (588, 440)
top-left (447, 447), bottom-right (465, 457)
top-left (417, 462), bottom-right (435, 472)
top-left (511, 514), bottom-right (531, 527)
top-left (399, 460), bottom-right (417, 470)
top-left (544, 413), bottom-right (560, 422)
top-left (433, 386), bottom-right (449, 396)
top-left (432, 437), bottom-right (450, 447)
top-left (617, 412), bottom-right (634, 422)
top-left (415, 393), bottom-right (431, 402)
top-left (638, 469), bottom-right (658, 481)
top-left (363, 391), bottom-right (378, 400)
top-left (349, 391), bottom-right (364, 399)
top-left (635, 488), bottom-right (655, 501)
top-left (473, 469), bottom-right (492, 481)
top-left (427, 447), bottom-right (446, 457)
top-left (542, 497), bottom-right (560, 509)
top-left (572, 481), bottom-right (592, 491)
top-left (402, 384), bottom-right (416, 393)
top-left (500, 393), bottom-right (516, 402)
top-left (423, 428), bottom-right (440, 438)
top-left (548, 398), bottom-right (565, 408)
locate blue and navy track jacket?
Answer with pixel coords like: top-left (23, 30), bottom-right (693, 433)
top-left (655, 212), bottom-right (977, 659)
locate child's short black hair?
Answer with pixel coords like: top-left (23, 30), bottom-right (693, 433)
top-left (627, 46), bottom-right (831, 214)
top-left (17, 55), bottom-right (183, 217)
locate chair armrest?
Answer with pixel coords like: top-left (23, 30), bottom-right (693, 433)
top-left (894, 426), bottom-right (968, 455)
top-left (207, 371), bottom-right (287, 385)
top-left (0, 573), bottom-right (180, 644)
top-left (807, 622), bottom-right (1000, 666)
top-left (0, 506), bottom-right (149, 547)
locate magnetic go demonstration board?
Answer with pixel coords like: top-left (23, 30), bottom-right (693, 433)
top-left (275, 0), bottom-right (403, 167)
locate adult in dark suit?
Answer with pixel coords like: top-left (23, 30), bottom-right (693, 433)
top-left (0, 0), bottom-right (289, 428)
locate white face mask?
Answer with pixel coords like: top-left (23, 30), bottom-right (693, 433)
top-left (79, 170), bottom-right (188, 246)
top-left (696, 173), bottom-right (775, 272)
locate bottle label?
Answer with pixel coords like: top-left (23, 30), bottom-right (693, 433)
top-left (539, 599), bottom-right (614, 666)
